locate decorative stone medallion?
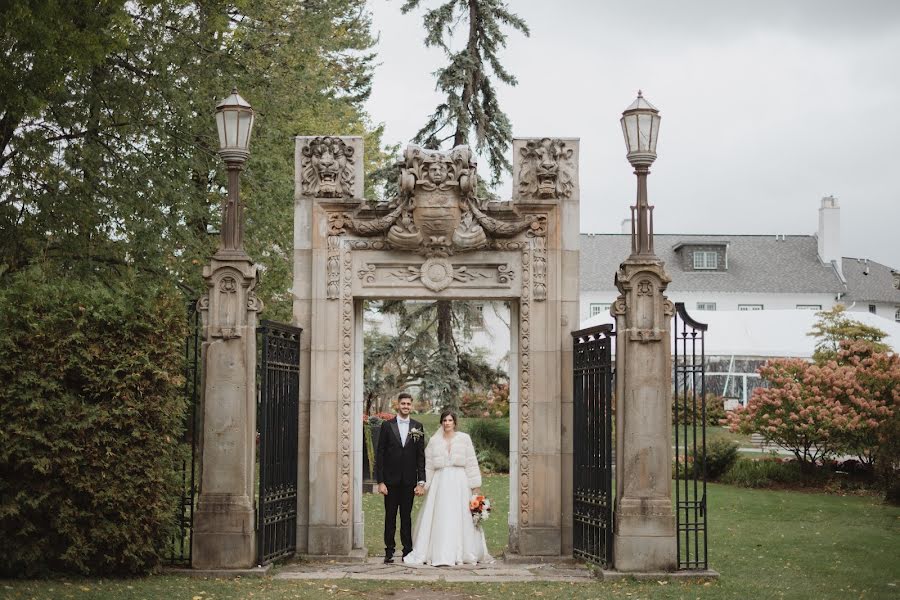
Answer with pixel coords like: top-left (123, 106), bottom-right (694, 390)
top-left (419, 257), bottom-right (455, 291)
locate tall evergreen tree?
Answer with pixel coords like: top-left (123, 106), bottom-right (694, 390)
top-left (401, 0), bottom-right (528, 185)
top-left (364, 0), bottom-right (526, 412)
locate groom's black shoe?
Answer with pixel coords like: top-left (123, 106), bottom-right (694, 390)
top-left (383, 554), bottom-right (394, 564)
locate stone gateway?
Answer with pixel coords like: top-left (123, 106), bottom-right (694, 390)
top-left (291, 137), bottom-right (580, 558)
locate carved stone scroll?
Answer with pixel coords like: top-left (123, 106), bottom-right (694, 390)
top-left (326, 236), bottom-right (341, 300)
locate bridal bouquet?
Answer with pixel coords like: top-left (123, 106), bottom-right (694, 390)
top-left (469, 495), bottom-right (491, 528)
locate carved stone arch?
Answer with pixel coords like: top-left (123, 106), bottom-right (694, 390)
top-left (292, 136), bottom-right (581, 559)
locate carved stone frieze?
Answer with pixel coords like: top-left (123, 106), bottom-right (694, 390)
top-left (519, 245), bottom-right (532, 526)
top-left (324, 144), bottom-right (546, 258)
top-left (338, 247), bottom-right (353, 526)
top-left (517, 138), bottom-right (575, 200)
top-left (356, 258), bottom-right (517, 292)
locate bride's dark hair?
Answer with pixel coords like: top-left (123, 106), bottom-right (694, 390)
top-left (439, 410), bottom-right (457, 429)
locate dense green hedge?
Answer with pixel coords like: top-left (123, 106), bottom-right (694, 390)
top-left (467, 418), bottom-right (510, 473)
top-left (0, 267), bottom-right (188, 576)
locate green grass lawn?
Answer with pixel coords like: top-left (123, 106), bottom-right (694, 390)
top-left (3, 482), bottom-right (898, 600)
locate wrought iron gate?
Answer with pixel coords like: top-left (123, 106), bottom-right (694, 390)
top-left (673, 303), bottom-right (709, 570)
top-left (572, 323), bottom-right (615, 567)
top-left (167, 301), bottom-right (201, 566)
top-left (257, 321), bottom-right (302, 565)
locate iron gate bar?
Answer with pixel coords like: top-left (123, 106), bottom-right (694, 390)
top-left (571, 323), bottom-right (614, 567)
top-left (168, 301), bottom-right (201, 566)
top-left (673, 303), bottom-right (709, 570)
top-left (257, 320), bottom-right (302, 565)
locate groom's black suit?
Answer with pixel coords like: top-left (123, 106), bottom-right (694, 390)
top-left (375, 417), bottom-right (426, 559)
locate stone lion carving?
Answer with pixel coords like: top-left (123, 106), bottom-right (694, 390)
top-left (301, 136), bottom-right (355, 198)
top-left (517, 138), bottom-right (575, 199)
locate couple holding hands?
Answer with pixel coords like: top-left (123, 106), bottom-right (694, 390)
top-left (374, 392), bottom-right (492, 566)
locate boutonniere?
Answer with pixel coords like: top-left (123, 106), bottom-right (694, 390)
top-left (409, 427), bottom-right (424, 442)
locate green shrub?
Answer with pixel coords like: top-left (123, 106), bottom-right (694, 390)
top-left (466, 418), bottom-right (509, 473)
top-left (672, 439), bottom-right (739, 481)
top-left (705, 438), bottom-right (740, 480)
top-left (476, 447), bottom-right (510, 473)
top-left (720, 457), bottom-right (803, 488)
top-left (0, 267), bottom-right (187, 576)
top-left (672, 393), bottom-right (726, 426)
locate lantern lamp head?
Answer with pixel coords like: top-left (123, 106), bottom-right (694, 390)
top-left (620, 90), bottom-right (660, 168)
top-left (215, 87), bottom-right (255, 165)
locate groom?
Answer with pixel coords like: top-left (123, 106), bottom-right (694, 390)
top-left (375, 392), bottom-right (426, 563)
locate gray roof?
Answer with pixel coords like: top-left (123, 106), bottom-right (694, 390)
top-left (841, 258), bottom-right (900, 303)
top-left (580, 234), bottom-right (846, 293)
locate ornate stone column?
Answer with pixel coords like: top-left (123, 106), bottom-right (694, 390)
top-left (192, 146), bottom-right (263, 568)
top-left (510, 137), bottom-right (580, 556)
top-left (612, 153), bottom-right (677, 572)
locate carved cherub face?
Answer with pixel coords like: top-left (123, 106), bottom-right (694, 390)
top-left (426, 161), bottom-right (448, 185)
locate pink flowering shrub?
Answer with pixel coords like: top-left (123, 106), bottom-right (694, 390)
top-left (728, 340), bottom-right (899, 476)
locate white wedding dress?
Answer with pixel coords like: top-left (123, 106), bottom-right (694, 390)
top-left (403, 431), bottom-right (492, 566)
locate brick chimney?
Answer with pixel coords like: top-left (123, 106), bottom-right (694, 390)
top-left (817, 196), bottom-right (842, 278)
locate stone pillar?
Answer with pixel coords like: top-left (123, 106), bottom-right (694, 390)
top-left (612, 257), bottom-right (676, 572)
top-left (295, 136), bottom-right (364, 556)
top-left (192, 256), bottom-right (262, 568)
top-left (510, 137), bottom-right (580, 556)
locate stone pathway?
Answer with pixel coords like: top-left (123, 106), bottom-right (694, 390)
top-left (274, 557), bottom-right (595, 583)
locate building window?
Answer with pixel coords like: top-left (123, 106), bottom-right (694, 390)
top-left (796, 304), bottom-right (822, 310)
top-left (738, 304), bottom-right (764, 311)
top-left (895, 307), bottom-right (900, 322)
top-left (869, 304), bottom-right (877, 314)
top-left (471, 303), bottom-right (485, 329)
top-left (693, 251), bottom-right (718, 270)
top-left (696, 302), bottom-right (716, 311)
top-left (590, 303), bottom-right (611, 317)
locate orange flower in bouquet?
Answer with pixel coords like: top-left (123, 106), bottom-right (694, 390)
top-left (469, 494), bottom-right (491, 527)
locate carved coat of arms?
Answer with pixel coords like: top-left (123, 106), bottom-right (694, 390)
top-left (299, 138), bottom-right (574, 295)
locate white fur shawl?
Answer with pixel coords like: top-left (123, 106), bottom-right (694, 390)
top-left (424, 431), bottom-right (482, 490)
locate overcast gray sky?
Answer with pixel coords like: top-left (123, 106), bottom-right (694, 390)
top-left (364, 0), bottom-right (900, 268)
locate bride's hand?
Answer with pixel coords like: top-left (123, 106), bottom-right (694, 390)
top-left (472, 487), bottom-right (482, 495)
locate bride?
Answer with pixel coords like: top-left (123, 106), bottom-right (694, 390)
top-left (403, 410), bottom-right (492, 566)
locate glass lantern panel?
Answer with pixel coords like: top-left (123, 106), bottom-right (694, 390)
top-left (215, 111), bottom-right (228, 151)
top-left (225, 108), bottom-right (239, 149)
top-left (637, 113), bottom-right (653, 152)
top-left (648, 114), bottom-right (660, 153)
top-left (237, 110), bottom-right (254, 150)
top-left (623, 114), bottom-right (639, 154)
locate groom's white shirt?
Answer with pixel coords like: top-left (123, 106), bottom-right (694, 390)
top-left (397, 417), bottom-right (410, 445)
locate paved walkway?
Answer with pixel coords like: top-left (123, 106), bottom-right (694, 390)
top-left (274, 557), bottom-right (595, 583)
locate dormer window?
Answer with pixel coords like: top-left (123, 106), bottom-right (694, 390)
top-left (693, 251), bottom-right (718, 270)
